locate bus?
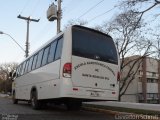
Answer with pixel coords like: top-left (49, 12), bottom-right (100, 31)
top-left (12, 25), bottom-right (120, 110)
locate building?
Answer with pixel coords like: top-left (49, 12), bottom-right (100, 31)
top-left (121, 55), bottom-right (160, 104)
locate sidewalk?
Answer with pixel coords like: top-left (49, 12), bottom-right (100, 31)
top-left (0, 93), bottom-right (10, 98)
top-left (86, 101), bottom-right (160, 112)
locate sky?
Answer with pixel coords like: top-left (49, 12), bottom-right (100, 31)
top-left (0, 0), bottom-right (120, 64)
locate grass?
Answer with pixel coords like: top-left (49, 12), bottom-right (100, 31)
top-left (83, 104), bottom-right (160, 116)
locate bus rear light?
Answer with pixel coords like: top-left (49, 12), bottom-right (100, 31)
top-left (112, 92), bottom-right (116, 94)
top-left (63, 63), bottom-right (72, 78)
top-left (117, 72), bottom-right (120, 81)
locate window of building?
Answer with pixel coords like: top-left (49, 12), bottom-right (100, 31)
top-left (147, 79), bottom-right (151, 83)
top-left (147, 78), bottom-right (158, 83)
top-left (153, 93), bottom-right (158, 99)
top-left (139, 70), bottom-right (143, 75)
top-left (150, 93), bottom-right (154, 98)
top-left (152, 72), bottom-right (156, 77)
top-left (147, 93), bottom-right (158, 99)
top-left (138, 93), bottom-right (143, 100)
top-left (153, 79), bottom-right (158, 83)
top-left (146, 72), bottom-right (152, 76)
top-left (147, 72), bottom-right (159, 77)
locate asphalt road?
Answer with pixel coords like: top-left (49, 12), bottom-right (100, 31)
top-left (0, 97), bottom-right (115, 120)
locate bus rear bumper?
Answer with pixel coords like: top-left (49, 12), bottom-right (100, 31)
top-left (60, 86), bottom-right (119, 101)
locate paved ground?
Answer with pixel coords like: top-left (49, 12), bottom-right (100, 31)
top-left (0, 97), bottom-right (115, 120)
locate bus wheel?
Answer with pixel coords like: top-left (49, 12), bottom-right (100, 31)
top-left (31, 91), bottom-right (41, 110)
top-left (66, 100), bottom-right (82, 110)
top-left (12, 91), bottom-right (18, 104)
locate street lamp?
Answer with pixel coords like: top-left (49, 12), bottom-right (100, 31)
top-left (0, 31), bottom-right (25, 54)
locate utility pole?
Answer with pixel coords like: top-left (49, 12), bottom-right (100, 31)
top-left (17, 15), bottom-right (40, 58)
top-left (47, 0), bottom-right (62, 34)
top-left (57, 0), bottom-right (62, 34)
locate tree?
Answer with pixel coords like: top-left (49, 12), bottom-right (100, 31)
top-left (64, 19), bottom-right (88, 29)
top-left (0, 63), bottom-right (18, 93)
top-left (120, 0), bottom-right (160, 18)
top-left (95, 10), bottom-right (152, 100)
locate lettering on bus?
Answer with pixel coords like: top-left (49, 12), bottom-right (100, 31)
top-left (74, 61), bottom-right (115, 76)
top-left (82, 73), bottom-right (109, 80)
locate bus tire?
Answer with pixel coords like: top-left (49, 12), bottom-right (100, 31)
top-left (31, 90), bottom-right (41, 110)
top-left (66, 100), bottom-right (82, 111)
top-left (12, 91), bottom-right (18, 104)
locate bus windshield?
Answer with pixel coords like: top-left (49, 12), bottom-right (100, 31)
top-left (72, 26), bottom-right (118, 64)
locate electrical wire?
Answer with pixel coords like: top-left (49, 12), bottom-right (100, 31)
top-left (63, 0), bottom-right (74, 12)
top-left (63, 0), bottom-right (84, 19)
top-left (30, 0), bottom-right (41, 17)
top-left (77, 0), bottom-right (104, 19)
top-left (88, 5), bottom-right (117, 23)
top-left (32, 23), bottom-right (53, 44)
top-left (20, 0), bottom-right (32, 15)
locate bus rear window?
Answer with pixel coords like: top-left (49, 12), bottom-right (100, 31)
top-left (72, 27), bottom-right (118, 64)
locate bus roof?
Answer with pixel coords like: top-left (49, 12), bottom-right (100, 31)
top-left (18, 25), bottom-right (112, 64)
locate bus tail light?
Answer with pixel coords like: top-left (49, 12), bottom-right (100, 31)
top-left (117, 72), bottom-right (120, 81)
top-left (63, 63), bottom-right (72, 78)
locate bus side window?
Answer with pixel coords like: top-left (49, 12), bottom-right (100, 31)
top-left (27, 57), bottom-right (33, 72)
top-left (16, 66), bottom-right (20, 77)
top-left (36, 49), bottom-right (44, 69)
top-left (18, 65), bottom-right (22, 77)
top-left (32, 54), bottom-right (38, 70)
top-left (42, 46), bottom-right (50, 66)
top-left (55, 38), bottom-right (63, 60)
top-left (24, 59), bottom-right (29, 74)
top-left (48, 41), bottom-right (57, 63)
top-left (21, 62), bottom-right (26, 75)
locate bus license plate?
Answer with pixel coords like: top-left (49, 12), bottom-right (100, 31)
top-left (90, 91), bottom-right (99, 97)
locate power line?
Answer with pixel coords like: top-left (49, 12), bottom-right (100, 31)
top-left (30, 0), bottom-right (41, 17)
top-left (20, 0), bottom-right (31, 15)
top-left (63, 0), bottom-right (74, 11)
top-left (77, 0), bottom-right (104, 19)
top-left (88, 5), bottom-right (117, 23)
top-left (33, 23), bottom-right (51, 42)
top-left (32, 22), bottom-right (54, 47)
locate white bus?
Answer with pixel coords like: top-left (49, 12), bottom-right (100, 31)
top-left (12, 25), bottom-right (120, 110)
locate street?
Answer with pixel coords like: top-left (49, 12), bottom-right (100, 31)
top-left (0, 97), bottom-right (115, 120)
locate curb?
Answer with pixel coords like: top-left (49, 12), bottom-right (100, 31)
top-left (82, 107), bottom-right (160, 120)
top-left (82, 106), bottom-right (130, 115)
top-left (0, 95), bottom-right (12, 99)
